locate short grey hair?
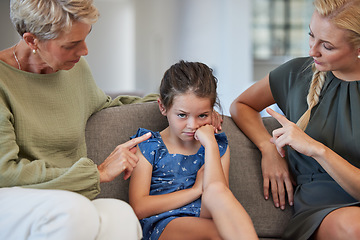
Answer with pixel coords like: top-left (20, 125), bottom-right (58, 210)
top-left (10, 0), bottom-right (99, 40)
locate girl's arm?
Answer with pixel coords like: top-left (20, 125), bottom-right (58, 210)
top-left (229, 75), bottom-right (294, 210)
top-left (221, 146), bottom-right (230, 187)
top-left (195, 125), bottom-right (228, 188)
top-left (268, 108), bottom-right (360, 201)
top-left (128, 146), bottom-right (203, 220)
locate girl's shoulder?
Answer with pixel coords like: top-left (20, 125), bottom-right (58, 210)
top-left (214, 132), bottom-right (228, 156)
top-left (131, 128), bottom-right (163, 148)
top-left (131, 128), bottom-right (166, 165)
top-left (132, 128), bottom-right (160, 139)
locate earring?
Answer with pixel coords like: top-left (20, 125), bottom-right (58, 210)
top-left (32, 49), bottom-right (36, 54)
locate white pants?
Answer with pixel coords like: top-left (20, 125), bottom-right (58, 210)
top-left (0, 187), bottom-right (142, 240)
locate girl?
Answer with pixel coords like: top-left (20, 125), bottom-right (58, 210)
top-left (129, 60), bottom-right (258, 240)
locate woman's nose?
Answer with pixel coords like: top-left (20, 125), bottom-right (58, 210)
top-left (309, 43), bottom-right (320, 58)
top-left (78, 42), bottom-right (88, 56)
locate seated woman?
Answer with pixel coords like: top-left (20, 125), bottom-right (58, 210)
top-left (230, 0), bottom-right (360, 239)
top-left (0, 0), bottom-right (157, 239)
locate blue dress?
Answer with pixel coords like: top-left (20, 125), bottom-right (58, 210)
top-left (131, 128), bottom-right (228, 240)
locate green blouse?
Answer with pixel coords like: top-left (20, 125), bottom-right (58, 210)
top-left (0, 57), bottom-right (157, 199)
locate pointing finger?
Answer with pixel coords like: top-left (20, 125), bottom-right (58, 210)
top-left (122, 132), bottom-right (151, 149)
top-left (266, 108), bottom-right (289, 127)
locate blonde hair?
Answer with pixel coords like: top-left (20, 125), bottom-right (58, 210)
top-left (10, 0), bottom-right (99, 41)
top-left (296, 0), bottom-right (360, 130)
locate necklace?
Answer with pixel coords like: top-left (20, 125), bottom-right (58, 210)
top-left (12, 44), bottom-right (22, 70)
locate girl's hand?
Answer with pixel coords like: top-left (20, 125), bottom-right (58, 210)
top-left (266, 108), bottom-right (319, 158)
top-left (97, 132), bottom-right (151, 182)
top-left (211, 110), bottom-right (223, 133)
top-left (194, 124), bottom-right (216, 147)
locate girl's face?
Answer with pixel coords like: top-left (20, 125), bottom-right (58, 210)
top-left (308, 11), bottom-right (359, 79)
top-left (36, 21), bottom-right (91, 71)
top-left (161, 92), bottom-right (213, 142)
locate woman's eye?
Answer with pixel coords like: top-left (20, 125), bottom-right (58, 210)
top-left (323, 43), bottom-right (333, 50)
top-left (63, 45), bottom-right (75, 50)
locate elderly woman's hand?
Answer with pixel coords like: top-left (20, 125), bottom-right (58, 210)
top-left (97, 132), bottom-right (151, 182)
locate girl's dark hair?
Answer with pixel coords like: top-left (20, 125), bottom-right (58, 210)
top-left (159, 60), bottom-right (220, 110)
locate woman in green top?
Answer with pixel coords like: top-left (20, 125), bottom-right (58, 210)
top-left (0, 0), bottom-right (157, 239)
top-left (230, 0), bottom-right (360, 239)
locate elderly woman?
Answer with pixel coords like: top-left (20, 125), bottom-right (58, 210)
top-left (0, 0), bottom-right (157, 239)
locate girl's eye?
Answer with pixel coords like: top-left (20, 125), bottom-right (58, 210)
top-left (178, 114), bottom-right (186, 118)
top-left (199, 114), bottom-right (208, 119)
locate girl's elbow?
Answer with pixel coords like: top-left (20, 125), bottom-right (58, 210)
top-left (131, 204), bottom-right (144, 219)
top-left (130, 203), bottom-right (149, 220)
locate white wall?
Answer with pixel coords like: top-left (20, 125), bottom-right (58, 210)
top-left (133, 0), bottom-right (253, 115)
top-left (87, 0), bottom-right (136, 94)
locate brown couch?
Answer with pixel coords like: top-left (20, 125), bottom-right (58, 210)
top-left (85, 101), bottom-right (293, 239)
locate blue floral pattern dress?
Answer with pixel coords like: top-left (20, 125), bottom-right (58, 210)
top-left (131, 128), bottom-right (228, 240)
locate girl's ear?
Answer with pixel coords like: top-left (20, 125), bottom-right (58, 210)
top-left (158, 98), bottom-right (167, 116)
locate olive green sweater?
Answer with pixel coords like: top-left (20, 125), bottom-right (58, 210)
top-left (0, 58), bottom-right (157, 199)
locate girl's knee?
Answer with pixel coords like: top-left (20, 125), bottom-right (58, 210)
top-left (203, 182), bottom-right (229, 200)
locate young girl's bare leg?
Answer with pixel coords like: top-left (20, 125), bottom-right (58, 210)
top-left (201, 182), bottom-right (258, 240)
top-left (199, 141), bottom-right (258, 239)
top-left (159, 217), bottom-right (222, 240)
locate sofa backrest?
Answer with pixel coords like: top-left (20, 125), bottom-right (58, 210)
top-left (85, 101), bottom-right (292, 238)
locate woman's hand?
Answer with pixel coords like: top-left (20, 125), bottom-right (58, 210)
top-left (261, 143), bottom-right (295, 209)
top-left (211, 110), bottom-right (223, 133)
top-left (266, 108), bottom-right (320, 158)
top-left (97, 132), bottom-right (151, 182)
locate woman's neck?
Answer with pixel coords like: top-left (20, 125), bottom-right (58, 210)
top-left (12, 40), bottom-right (56, 74)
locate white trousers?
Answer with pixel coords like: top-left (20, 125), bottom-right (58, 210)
top-left (0, 187), bottom-right (142, 240)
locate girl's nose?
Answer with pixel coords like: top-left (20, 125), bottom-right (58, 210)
top-left (187, 118), bottom-right (198, 129)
